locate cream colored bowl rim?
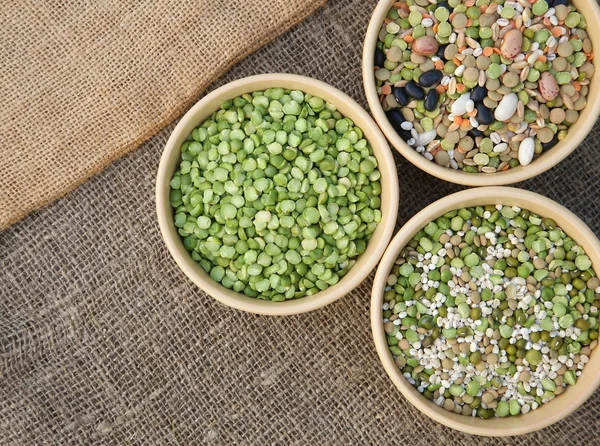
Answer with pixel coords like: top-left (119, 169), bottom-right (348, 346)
top-left (157, 73), bottom-right (399, 315)
top-left (362, 0), bottom-right (600, 186)
top-left (371, 186), bottom-right (600, 435)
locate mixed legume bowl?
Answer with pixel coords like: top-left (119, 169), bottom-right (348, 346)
top-left (371, 187), bottom-right (600, 435)
top-left (363, 0), bottom-right (600, 185)
top-left (157, 0), bottom-right (600, 433)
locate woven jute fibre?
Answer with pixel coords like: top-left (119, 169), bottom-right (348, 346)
top-left (0, 0), bottom-right (326, 231)
top-left (2, 0), bottom-right (600, 444)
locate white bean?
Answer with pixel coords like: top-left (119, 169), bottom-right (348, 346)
top-left (451, 92), bottom-right (471, 115)
top-left (494, 93), bottom-right (519, 121)
top-left (493, 142), bottom-right (508, 153)
top-left (518, 137), bottom-right (535, 166)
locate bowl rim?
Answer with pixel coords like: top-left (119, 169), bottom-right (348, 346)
top-left (362, 0), bottom-right (600, 186)
top-left (371, 186), bottom-right (600, 436)
top-left (157, 73), bottom-right (399, 315)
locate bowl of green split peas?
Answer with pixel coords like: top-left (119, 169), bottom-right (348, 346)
top-left (372, 187), bottom-right (600, 435)
top-left (156, 74), bottom-right (399, 315)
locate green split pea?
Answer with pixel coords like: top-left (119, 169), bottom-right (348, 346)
top-left (170, 89), bottom-right (382, 300)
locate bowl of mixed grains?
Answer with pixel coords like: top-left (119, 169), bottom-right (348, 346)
top-left (371, 187), bottom-right (600, 435)
top-left (363, 0), bottom-right (600, 185)
top-left (157, 74), bottom-right (399, 315)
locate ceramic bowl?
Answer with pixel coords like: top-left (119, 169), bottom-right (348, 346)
top-left (363, 0), bottom-right (600, 186)
top-left (371, 187), bottom-right (600, 435)
top-left (157, 74), bottom-right (399, 315)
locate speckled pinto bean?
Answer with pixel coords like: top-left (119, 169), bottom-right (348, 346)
top-left (374, 0), bottom-right (594, 173)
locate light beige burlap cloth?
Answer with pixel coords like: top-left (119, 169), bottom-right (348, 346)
top-left (0, 0), bottom-right (325, 230)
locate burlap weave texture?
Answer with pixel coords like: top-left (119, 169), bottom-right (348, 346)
top-left (0, 0), bottom-right (325, 230)
top-left (1, 0), bottom-right (600, 444)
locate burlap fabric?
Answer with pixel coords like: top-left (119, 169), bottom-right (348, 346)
top-left (0, 0), bottom-right (326, 231)
top-left (2, 0), bottom-right (600, 444)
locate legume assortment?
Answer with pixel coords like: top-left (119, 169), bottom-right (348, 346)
top-left (170, 89), bottom-right (382, 301)
top-left (375, 0), bottom-right (595, 172)
top-left (382, 205), bottom-right (599, 418)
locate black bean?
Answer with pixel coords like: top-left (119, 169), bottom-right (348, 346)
top-left (375, 49), bottom-right (385, 68)
top-left (471, 86), bottom-right (488, 103)
top-left (424, 89), bottom-right (439, 112)
top-left (393, 87), bottom-right (409, 106)
top-left (399, 129), bottom-right (412, 141)
top-left (436, 44), bottom-right (448, 60)
top-left (385, 109), bottom-right (411, 141)
top-left (436, 2), bottom-right (451, 11)
top-left (476, 103), bottom-right (494, 125)
top-left (552, 0), bottom-right (568, 6)
top-left (468, 128), bottom-right (483, 138)
top-left (405, 81), bottom-right (425, 100)
top-left (386, 108), bottom-right (405, 128)
top-left (419, 69), bottom-right (444, 88)
top-left (542, 135), bottom-right (559, 151)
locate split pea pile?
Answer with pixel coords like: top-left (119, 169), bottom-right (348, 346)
top-left (170, 89), bottom-right (382, 301)
top-left (375, 0), bottom-right (595, 172)
top-left (382, 205), bottom-right (599, 418)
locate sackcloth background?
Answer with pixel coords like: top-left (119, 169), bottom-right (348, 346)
top-left (0, 0), bottom-right (327, 230)
top-left (1, 0), bottom-right (600, 444)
